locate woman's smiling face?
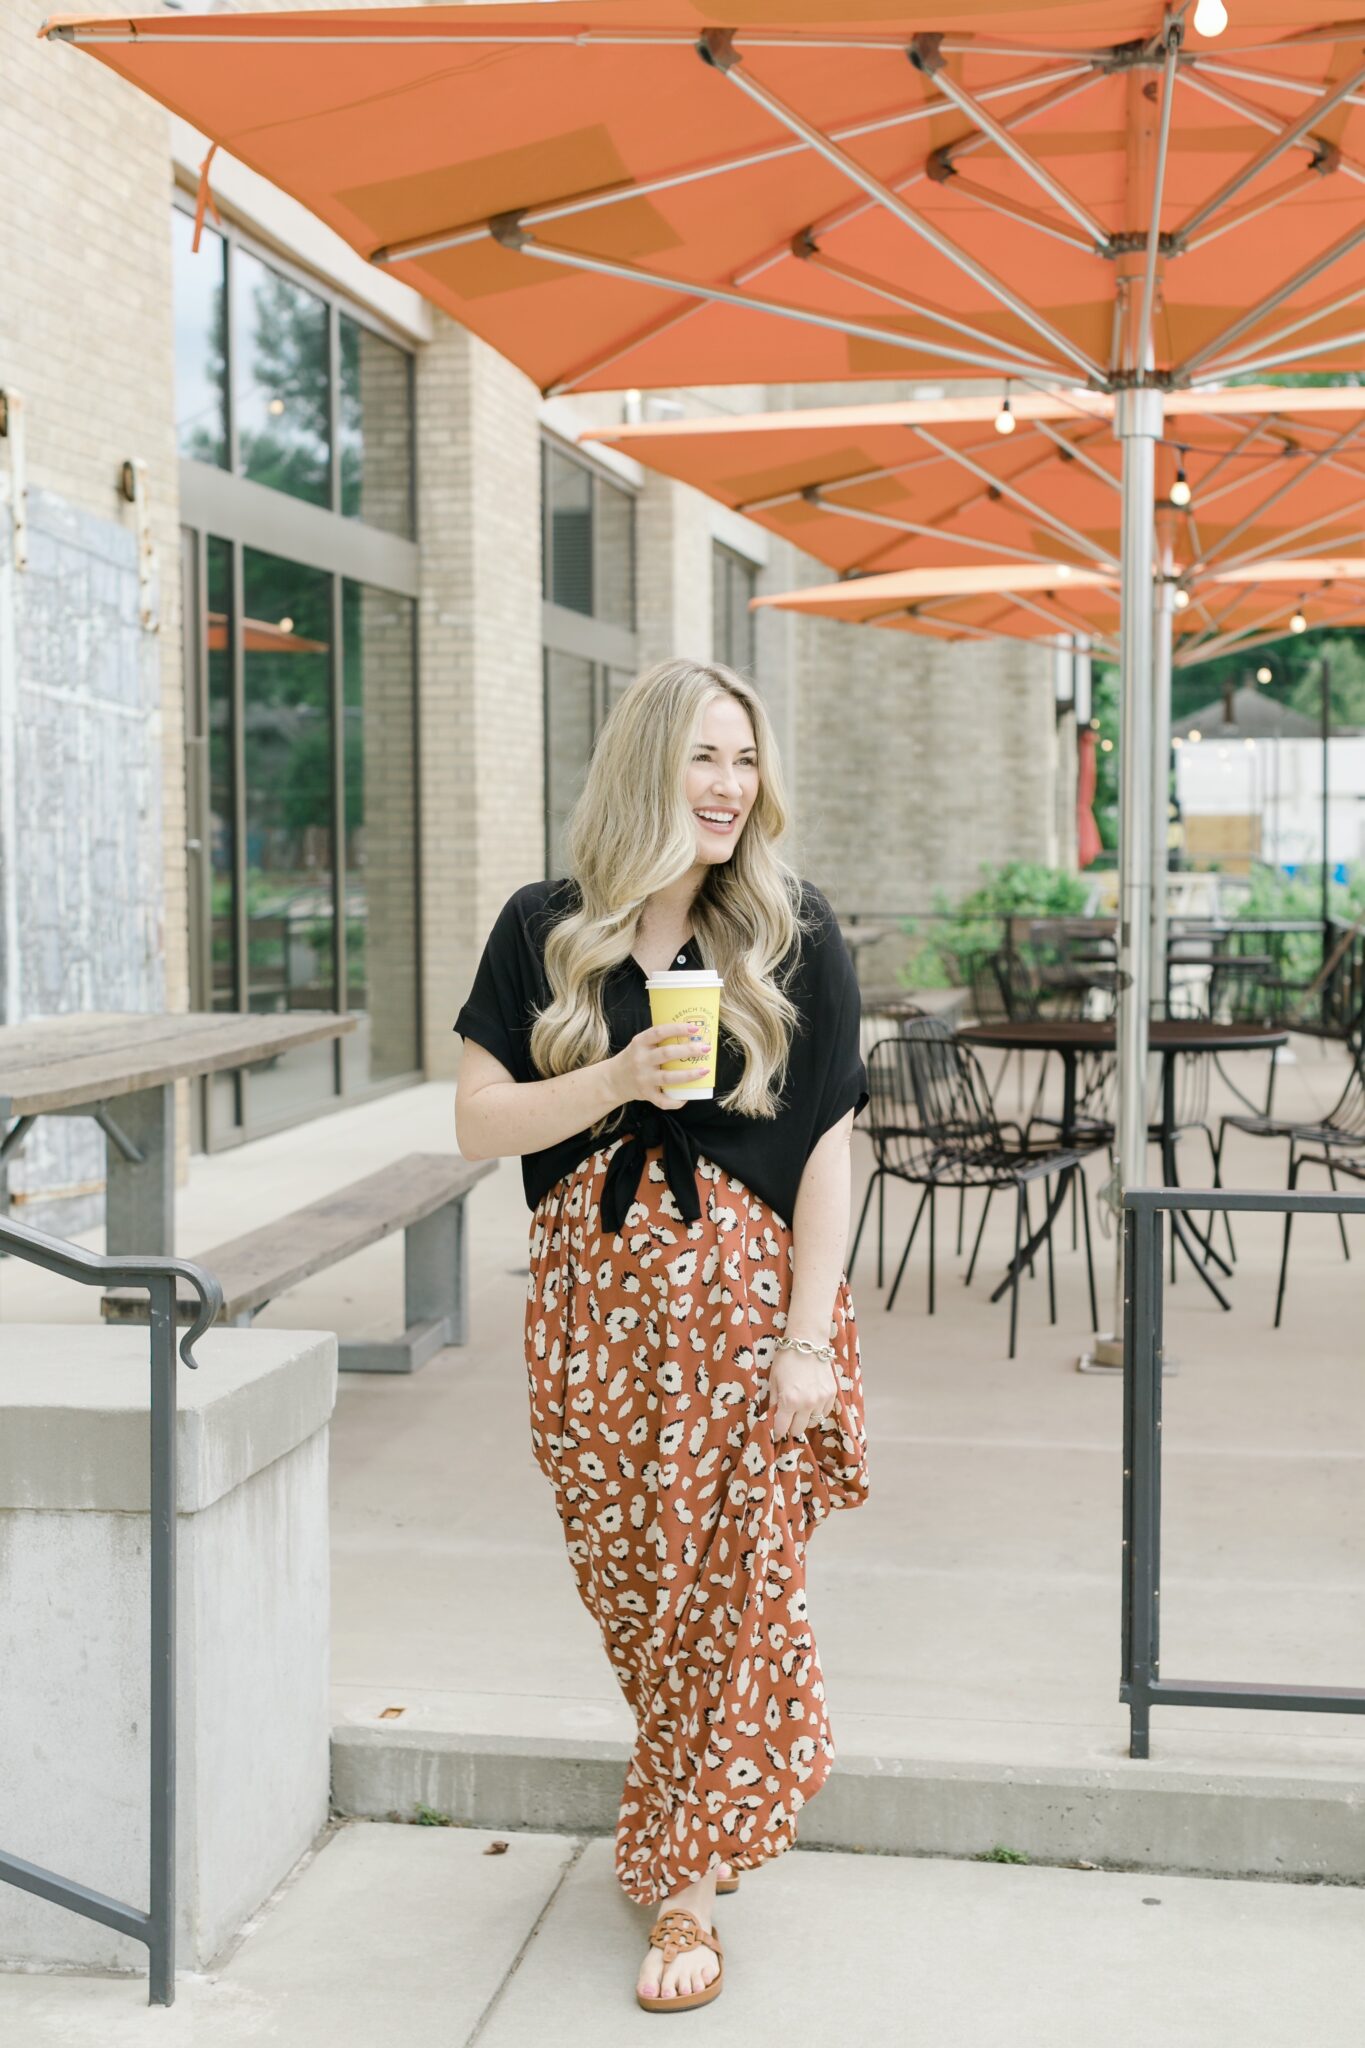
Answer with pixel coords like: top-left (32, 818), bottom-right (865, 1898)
top-left (686, 694), bottom-right (759, 864)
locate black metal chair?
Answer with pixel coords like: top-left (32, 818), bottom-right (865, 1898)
top-left (1211, 1034), bottom-right (1365, 1325)
top-left (867, 1030), bottom-right (1095, 1358)
top-left (849, 1009), bottom-right (938, 1289)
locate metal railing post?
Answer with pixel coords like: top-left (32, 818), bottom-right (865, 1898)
top-left (0, 1216), bottom-right (220, 2007)
top-left (147, 1272), bottom-right (178, 2005)
top-left (1122, 1185), bottom-right (1365, 1755)
top-left (1121, 1203), bottom-right (1163, 1760)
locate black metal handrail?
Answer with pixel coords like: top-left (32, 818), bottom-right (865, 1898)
top-left (0, 1215), bottom-right (222, 2007)
top-left (1121, 1187), bottom-right (1365, 1760)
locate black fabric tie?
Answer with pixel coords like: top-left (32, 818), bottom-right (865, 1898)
top-left (600, 1104), bottom-right (703, 1235)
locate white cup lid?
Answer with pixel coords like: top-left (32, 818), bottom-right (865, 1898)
top-left (645, 969), bottom-right (723, 987)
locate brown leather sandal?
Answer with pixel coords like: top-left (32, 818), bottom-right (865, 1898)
top-left (636, 1907), bottom-right (725, 2013)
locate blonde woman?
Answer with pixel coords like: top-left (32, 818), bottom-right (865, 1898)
top-left (454, 660), bottom-right (869, 2014)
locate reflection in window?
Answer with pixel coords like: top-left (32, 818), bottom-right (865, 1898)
top-left (241, 547), bottom-right (336, 1116)
top-left (713, 545), bottom-right (758, 674)
top-left (205, 536), bottom-right (242, 1133)
top-left (235, 250), bottom-right (330, 507)
top-left (339, 317), bottom-right (414, 537)
top-left (172, 208), bottom-right (227, 467)
top-left (545, 448), bottom-right (593, 614)
top-left (544, 650), bottom-right (597, 875)
top-left (542, 444), bottom-right (635, 628)
top-left (342, 580), bottom-right (419, 1082)
top-left (595, 475), bottom-right (635, 630)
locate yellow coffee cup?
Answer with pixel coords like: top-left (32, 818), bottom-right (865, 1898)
top-left (645, 970), bottom-right (723, 1100)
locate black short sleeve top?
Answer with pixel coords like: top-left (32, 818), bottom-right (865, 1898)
top-left (453, 877), bottom-right (868, 1231)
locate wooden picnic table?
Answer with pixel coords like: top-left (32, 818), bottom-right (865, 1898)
top-left (0, 1010), bottom-right (357, 1257)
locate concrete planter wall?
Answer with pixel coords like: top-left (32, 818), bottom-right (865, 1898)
top-left (0, 1325), bottom-right (336, 1972)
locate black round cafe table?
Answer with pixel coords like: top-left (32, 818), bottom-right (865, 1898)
top-left (958, 1019), bottom-right (1288, 1307)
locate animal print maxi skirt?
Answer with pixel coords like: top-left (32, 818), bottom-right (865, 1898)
top-left (525, 1137), bottom-right (869, 1906)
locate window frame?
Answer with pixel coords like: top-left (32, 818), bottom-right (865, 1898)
top-left (540, 435), bottom-right (639, 874)
top-left (541, 434), bottom-right (637, 653)
top-left (174, 193), bottom-right (423, 1150)
top-left (712, 541), bottom-right (759, 676)
top-left (172, 191), bottom-right (418, 550)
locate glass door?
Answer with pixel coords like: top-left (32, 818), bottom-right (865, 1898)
top-left (183, 532), bottom-right (419, 1149)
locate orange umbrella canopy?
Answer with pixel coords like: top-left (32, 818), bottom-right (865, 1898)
top-left (586, 386), bottom-right (1365, 581)
top-left (44, 5), bottom-right (1365, 396)
top-left (750, 554), bottom-right (1365, 667)
top-left (206, 613), bottom-right (329, 655)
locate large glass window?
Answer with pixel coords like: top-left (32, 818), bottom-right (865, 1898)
top-left (713, 544), bottom-right (758, 674)
top-left (195, 539), bottom-right (421, 1135)
top-left (542, 443), bottom-right (634, 628)
top-left (341, 578), bottom-right (419, 1083)
top-left (241, 548), bottom-right (336, 1118)
top-left (234, 249), bottom-right (331, 508)
top-left (541, 442), bottom-right (639, 873)
top-left (339, 317), bottom-right (414, 538)
top-left (172, 207), bottom-right (228, 467)
top-left (172, 198), bottom-right (415, 532)
top-left (176, 199), bottom-right (421, 1149)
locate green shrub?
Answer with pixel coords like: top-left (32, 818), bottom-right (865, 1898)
top-left (898, 861), bottom-right (1094, 990)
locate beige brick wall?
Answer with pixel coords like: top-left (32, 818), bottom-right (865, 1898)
top-left (634, 472), bottom-right (714, 670)
top-left (417, 326), bottom-right (543, 1082)
top-left (0, 4), bottom-right (190, 1177)
top-left (778, 536), bottom-right (1059, 913)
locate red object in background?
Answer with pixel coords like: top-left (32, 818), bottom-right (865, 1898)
top-left (1076, 730), bottom-right (1102, 871)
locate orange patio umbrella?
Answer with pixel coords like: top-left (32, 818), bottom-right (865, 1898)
top-left (584, 387), bottom-right (1365, 585)
top-left (46, 0), bottom-right (1365, 1256)
top-left (43, 5), bottom-right (1365, 398)
top-left (747, 555), bottom-right (1365, 667)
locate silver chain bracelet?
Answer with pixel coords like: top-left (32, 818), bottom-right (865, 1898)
top-left (773, 1334), bottom-right (837, 1365)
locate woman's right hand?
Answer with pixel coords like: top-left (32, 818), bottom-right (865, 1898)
top-left (609, 1023), bottom-right (711, 1112)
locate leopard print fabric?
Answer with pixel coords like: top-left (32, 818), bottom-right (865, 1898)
top-left (525, 1136), bottom-right (869, 1906)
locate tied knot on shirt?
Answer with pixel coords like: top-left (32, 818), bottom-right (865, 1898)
top-left (600, 1103), bottom-right (704, 1236)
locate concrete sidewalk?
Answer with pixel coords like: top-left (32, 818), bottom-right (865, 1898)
top-left (1, 1820), bottom-right (1360, 2046)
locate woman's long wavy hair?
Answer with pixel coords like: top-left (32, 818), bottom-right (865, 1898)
top-left (529, 659), bottom-right (814, 1127)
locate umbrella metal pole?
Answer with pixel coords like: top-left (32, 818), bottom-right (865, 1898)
top-left (1081, 387), bottom-right (1159, 1373)
top-left (1150, 580), bottom-right (1175, 1020)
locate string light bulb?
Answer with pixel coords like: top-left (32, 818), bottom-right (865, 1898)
top-left (1170, 459), bottom-right (1191, 508)
top-left (278, 616), bottom-right (294, 634)
top-left (1173, 587), bottom-right (1190, 609)
top-left (1256, 665), bottom-right (1272, 683)
top-left (994, 391), bottom-right (1016, 435)
top-left (1290, 603), bottom-right (1308, 633)
top-left (1193, 0), bottom-right (1229, 36)
top-left (1189, 728), bottom-right (1203, 743)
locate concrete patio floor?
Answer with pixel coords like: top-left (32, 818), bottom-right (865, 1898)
top-left (3, 1036), bottom-right (1362, 1871)
top-left (2, 1821), bottom-right (1361, 2047)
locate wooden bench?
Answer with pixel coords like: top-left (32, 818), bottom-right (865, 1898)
top-left (100, 1153), bottom-right (496, 1373)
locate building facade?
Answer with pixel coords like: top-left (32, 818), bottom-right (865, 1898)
top-left (1, 2), bottom-right (1070, 1238)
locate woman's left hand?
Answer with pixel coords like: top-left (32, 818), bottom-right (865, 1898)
top-left (768, 1342), bottom-right (839, 1441)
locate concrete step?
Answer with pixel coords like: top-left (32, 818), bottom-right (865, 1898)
top-left (331, 1723), bottom-right (1365, 1884)
top-left (2, 1821), bottom-right (1362, 2047)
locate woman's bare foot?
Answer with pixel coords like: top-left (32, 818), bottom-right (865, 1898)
top-left (637, 1870), bottom-right (721, 2004)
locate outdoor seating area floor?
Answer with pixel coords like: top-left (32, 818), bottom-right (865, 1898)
top-left (1, 1822), bottom-right (1361, 2046)
top-left (4, 1051), bottom-right (1362, 1798)
top-left (5, 1826), bottom-right (1358, 2048)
